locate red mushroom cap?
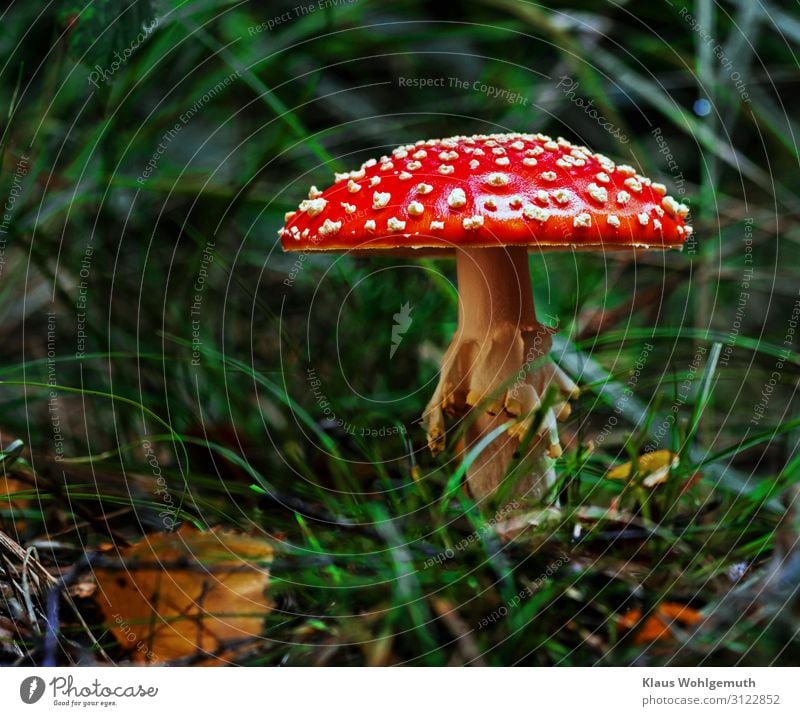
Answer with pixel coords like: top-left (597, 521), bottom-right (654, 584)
top-left (279, 133), bottom-right (692, 253)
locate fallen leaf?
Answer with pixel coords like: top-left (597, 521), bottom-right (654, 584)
top-left (606, 450), bottom-right (678, 487)
top-left (0, 468), bottom-right (32, 530)
top-left (94, 528), bottom-right (274, 664)
top-left (618, 601), bottom-right (704, 644)
top-left (658, 602), bottom-right (703, 624)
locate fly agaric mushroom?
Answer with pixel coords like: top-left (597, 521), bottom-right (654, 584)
top-left (280, 133), bottom-right (692, 500)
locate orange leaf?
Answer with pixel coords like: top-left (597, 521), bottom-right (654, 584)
top-left (94, 529), bottom-right (274, 665)
top-left (0, 471), bottom-right (31, 531)
top-left (617, 608), bottom-right (643, 631)
top-left (618, 601), bottom-right (704, 645)
top-left (658, 601), bottom-right (703, 625)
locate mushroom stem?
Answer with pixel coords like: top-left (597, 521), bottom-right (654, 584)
top-left (455, 245), bottom-right (538, 352)
top-left (424, 246), bottom-right (576, 501)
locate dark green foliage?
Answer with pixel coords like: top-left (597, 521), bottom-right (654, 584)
top-left (57, 0), bottom-right (156, 69)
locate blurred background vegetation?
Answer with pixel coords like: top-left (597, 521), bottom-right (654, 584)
top-left (1, 0), bottom-right (799, 666)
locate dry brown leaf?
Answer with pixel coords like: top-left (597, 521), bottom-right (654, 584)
top-left (0, 474), bottom-right (28, 502)
top-left (94, 528), bottom-right (274, 665)
top-left (0, 470), bottom-right (31, 529)
top-left (618, 601), bottom-right (704, 645)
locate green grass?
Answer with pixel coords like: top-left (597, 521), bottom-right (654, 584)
top-left (1, 0), bottom-right (799, 666)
